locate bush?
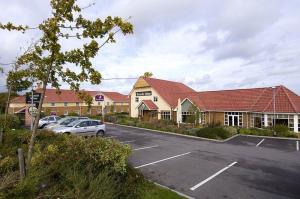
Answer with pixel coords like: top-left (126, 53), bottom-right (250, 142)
top-left (239, 126), bottom-right (298, 138)
top-left (193, 127), bottom-right (232, 140)
top-left (274, 125), bottom-right (298, 138)
top-left (1, 130), bottom-right (149, 199)
top-left (239, 128), bottom-right (273, 136)
top-left (0, 114), bottom-right (21, 129)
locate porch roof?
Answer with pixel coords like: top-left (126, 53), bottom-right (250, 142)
top-left (138, 100), bottom-right (158, 110)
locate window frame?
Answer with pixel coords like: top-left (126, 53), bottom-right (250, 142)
top-left (161, 111), bottom-right (171, 120)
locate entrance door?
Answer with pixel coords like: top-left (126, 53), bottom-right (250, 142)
top-left (229, 115), bottom-right (239, 126)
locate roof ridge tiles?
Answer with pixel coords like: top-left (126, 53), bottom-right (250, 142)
top-left (281, 86), bottom-right (298, 113)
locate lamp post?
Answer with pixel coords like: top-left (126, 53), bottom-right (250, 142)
top-left (272, 86), bottom-right (276, 136)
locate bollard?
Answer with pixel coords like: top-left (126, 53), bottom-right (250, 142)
top-left (17, 148), bottom-right (26, 180)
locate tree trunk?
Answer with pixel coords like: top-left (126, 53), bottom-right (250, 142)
top-left (26, 80), bottom-right (47, 168)
top-left (0, 85), bottom-right (12, 144)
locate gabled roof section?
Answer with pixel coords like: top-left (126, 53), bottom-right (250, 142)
top-left (194, 85), bottom-right (300, 113)
top-left (101, 92), bottom-right (129, 103)
top-left (142, 77), bottom-right (196, 108)
top-left (10, 89), bottom-right (128, 104)
top-left (138, 100), bottom-right (158, 110)
top-left (10, 96), bottom-right (25, 103)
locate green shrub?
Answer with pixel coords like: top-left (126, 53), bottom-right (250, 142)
top-left (1, 130), bottom-right (149, 199)
top-left (193, 127), bottom-right (231, 140)
top-left (239, 126), bottom-right (298, 138)
top-left (239, 128), bottom-right (273, 136)
top-left (222, 126), bottom-right (238, 135)
top-left (273, 125), bottom-right (298, 138)
top-left (0, 114), bottom-right (21, 129)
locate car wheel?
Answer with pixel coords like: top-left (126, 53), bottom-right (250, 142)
top-left (96, 130), bottom-right (105, 137)
top-left (40, 124), bottom-right (47, 129)
top-left (64, 132), bottom-right (70, 135)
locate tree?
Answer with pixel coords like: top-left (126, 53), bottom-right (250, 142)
top-left (0, 0), bottom-right (133, 168)
top-left (143, 72), bottom-right (153, 77)
top-left (0, 54), bottom-right (32, 144)
top-left (187, 101), bottom-right (200, 126)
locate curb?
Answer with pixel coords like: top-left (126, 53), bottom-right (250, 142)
top-left (106, 122), bottom-right (237, 143)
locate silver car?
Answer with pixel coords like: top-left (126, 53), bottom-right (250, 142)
top-left (38, 116), bottom-right (61, 128)
top-left (53, 119), bottom-right (106, 137)
top-left (45, 116), bottom-right (88, 130)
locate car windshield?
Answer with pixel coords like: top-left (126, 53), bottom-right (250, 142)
top-left (60, 118), bottom-right (77, 125)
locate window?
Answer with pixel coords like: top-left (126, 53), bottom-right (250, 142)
top-left (153, 96), bottom-right (158, 102)
top-left (182, 112), bottom-right (194, 123)
top-left (161, 111), bottom-right (171, 120)
top-left (51, 103), bottom-right (55, 107)
top-left (298, 118), bottom-right (300, 131)
top-left (224, 112), bottom-right (243, 127)
top-left (91, 121), bottom-right (100, 126)
top-left (64, 102), bottom-right (68, 107)
top-left (76, 102), bottom-right (79, 106)
top-left (135, 97), bottom-right (139, 102)
top-left (64, 110), bottom-right (68, 115)
top-left (200, 112), bottom-right (206, 124)
top-left (251, 113), bottom-right (263, 128)
top-left (78, 121), bottom-right (89, 127)
top-left (48, 116), bottom-right (55, 121)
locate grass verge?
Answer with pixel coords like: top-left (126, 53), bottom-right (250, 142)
top-left (143, 182), bottom-right (185, 199)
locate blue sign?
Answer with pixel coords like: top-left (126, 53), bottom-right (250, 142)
top-left (95, 95), bottom-right (104, 101)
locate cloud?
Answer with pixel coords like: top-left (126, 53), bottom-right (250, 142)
top-left (0, 0), bottom-right (300, 96)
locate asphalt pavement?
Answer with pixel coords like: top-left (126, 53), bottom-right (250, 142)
top-left (105, 124), bottom-right (300, 199)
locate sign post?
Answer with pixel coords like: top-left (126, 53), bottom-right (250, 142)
top-left (26, 91), bottom-right (41, 130)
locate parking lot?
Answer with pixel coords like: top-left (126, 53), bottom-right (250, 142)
top-left (105, 124), bottom-right (300, 199)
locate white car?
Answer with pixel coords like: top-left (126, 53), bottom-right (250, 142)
top-left (45, 116), bottom-right (88, 130)
top-left (53, 119), bottom-right (106, 137)
top-left (38, 116), bottom-right (61, 129)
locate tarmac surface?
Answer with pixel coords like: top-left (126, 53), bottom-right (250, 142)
top-left (105, 124), bottom-right (300, 199)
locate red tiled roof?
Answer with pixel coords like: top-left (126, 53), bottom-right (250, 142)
top-left (101, 92), bottom-right (129, 103)
top-left (142, 100), bottom-right (158, 110)
top-left (143, 77), bottom-right (196, 108)
top-left (10, 89), bottom-right (128, 103)
top-left (191, 86), bottom-right (300, 113)
top-left (10, 96), bottom-right (25, 103)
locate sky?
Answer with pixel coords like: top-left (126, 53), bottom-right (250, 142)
top-left (0, 0), bottom-right (300, 95)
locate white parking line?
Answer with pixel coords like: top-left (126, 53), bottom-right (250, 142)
top-left (133, 145), bottom-right (159, 151)
top-left (190, 161), bottom-right (238, 191)
top-left (256, 139), bottom-right (265, 147)
top-left (297, 141), bottom-right (299, 151)
top-left (120, 140), bottom-right (135, 144)
top-left (134, 152), bottom-right (191, 169)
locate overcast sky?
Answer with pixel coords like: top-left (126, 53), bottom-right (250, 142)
top-left (0, 0), bottom-right (300, 95)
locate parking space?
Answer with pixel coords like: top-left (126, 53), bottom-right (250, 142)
top-left (227, 135), bottom-right (263, 146)
top-left (105, 124), bottom-right (300, 199)
top-left (227, 135), bottom-right (300, 152)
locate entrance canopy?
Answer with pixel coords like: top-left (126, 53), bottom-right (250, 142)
top-left (137, 100), bottom-right (158, 111)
